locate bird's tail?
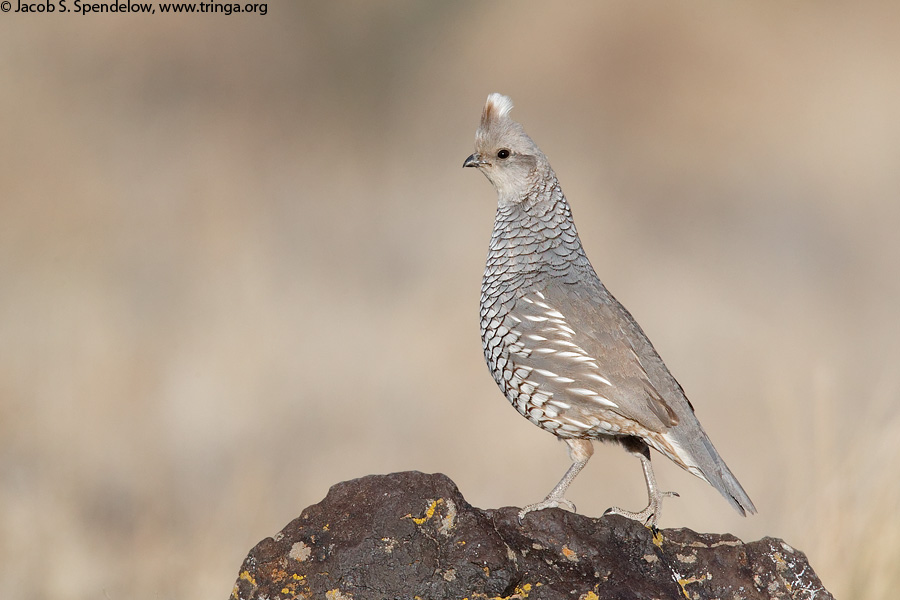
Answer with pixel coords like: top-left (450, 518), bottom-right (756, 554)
top-left (651, 428), bottom-right (757, 516)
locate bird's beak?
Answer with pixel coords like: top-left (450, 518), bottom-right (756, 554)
top-left (463, 153), bottom-right (488, 168)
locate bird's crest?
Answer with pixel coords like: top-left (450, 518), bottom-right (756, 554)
top-left (481, 93), bottom-right (514, 130)
top-left (475, 93), bottom-right (535, 156)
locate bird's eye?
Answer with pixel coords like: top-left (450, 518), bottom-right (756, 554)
top-left (497, 149), bottom-right (510, 159)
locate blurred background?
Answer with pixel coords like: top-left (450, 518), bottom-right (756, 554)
top-left (1, 1), bottom-right (899, 598)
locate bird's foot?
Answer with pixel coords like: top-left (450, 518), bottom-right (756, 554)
top-left (603, 490), bottom-right (679, 529)
top-left (518, 495), bottom-right (577, 521)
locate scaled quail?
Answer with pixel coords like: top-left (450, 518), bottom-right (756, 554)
top-left (464, 93), bottom-right (756, 526)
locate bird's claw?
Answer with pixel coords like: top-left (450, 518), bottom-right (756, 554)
top-left (604, 504), bottom-right (659, 527)
top-left (603, 489), bottom-right (679, 528)
top-left (518, 496), bottom-right (577, 522)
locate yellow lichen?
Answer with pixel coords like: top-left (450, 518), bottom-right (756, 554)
top-left (410, 498), bottom-right (443, 525)
top-left (490, 582), bottom-right (540, 599)
top-left (677, 573), bottom-right (707, 599)
top-left (270, 568), bottom-right (289, 583)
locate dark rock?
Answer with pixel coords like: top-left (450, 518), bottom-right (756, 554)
top-left (230, 471), bottom-right (832, 600)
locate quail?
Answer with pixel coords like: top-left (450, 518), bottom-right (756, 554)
top-left (464, 93), bottom-right (756, 526)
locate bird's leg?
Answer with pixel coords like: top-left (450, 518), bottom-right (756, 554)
top-left (605, 440), bottom-right (679, 528)
top-left (519, 439), bottom-right (593, 520)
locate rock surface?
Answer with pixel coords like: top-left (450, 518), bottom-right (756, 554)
top-left (230, 471), bottom-right (831, 600)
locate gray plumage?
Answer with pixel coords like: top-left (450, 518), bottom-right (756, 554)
top-left (464, 93), bottom-right (755, 525)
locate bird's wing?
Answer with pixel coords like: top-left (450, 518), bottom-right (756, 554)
top-left (499, 277), bottom-right (685, 438)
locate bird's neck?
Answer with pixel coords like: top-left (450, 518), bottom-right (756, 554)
top-left (492, 172), bottom-right (576, 244)
top-left (485, 171), bottom-right (589, 289)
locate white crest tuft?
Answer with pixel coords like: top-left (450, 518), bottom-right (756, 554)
top-left (482, 93), bottom-right (514, 125)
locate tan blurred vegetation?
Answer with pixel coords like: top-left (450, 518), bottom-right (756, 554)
top-left (1, 2), bottom-right (899, 599)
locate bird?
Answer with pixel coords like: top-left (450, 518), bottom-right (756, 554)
top-left (464, 93), bottom-right (756, 527)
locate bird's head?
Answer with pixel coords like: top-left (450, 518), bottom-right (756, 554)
top-left (464, 93), bottom-right (548, 203)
